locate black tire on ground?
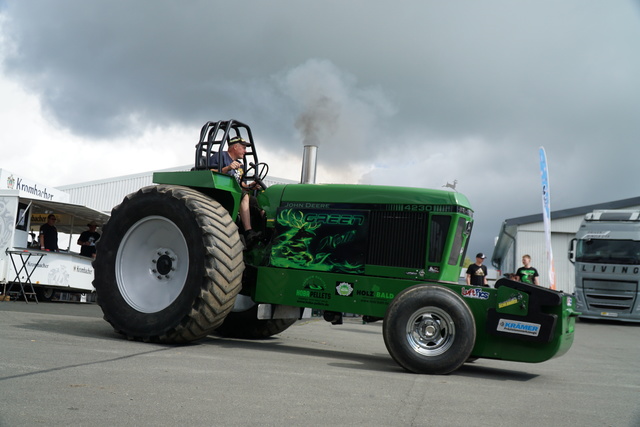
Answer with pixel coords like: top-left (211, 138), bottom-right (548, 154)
top-left (215, 303), bottom-right (297, 339)
top-left (383, 284), bottom-right (476, 375)
top-left (93, 185), bottom-right (244, 343)
top-left (35, 287), bottom-right (55, 302)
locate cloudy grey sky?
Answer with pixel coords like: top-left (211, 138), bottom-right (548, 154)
top-left (1, 0), bottom-right (639, 259)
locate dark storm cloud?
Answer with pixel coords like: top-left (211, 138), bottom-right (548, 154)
top-left (2, 0), bottom-right (640, 258)
top-left (2, 1), bottom-right (395, 140)
top-left (4, 1), bottom-right (639, 145)
top-left (2, 2), bottom-right (261, 136)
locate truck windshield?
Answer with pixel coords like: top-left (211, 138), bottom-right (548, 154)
top-left (576, 239), bottom-right (640, 265)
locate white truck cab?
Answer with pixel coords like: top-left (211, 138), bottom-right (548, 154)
top-left (569, 210), bottom-right (640, 322)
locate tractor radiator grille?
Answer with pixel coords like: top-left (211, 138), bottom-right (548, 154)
top-left (367, 211), bottom-right (427, 268)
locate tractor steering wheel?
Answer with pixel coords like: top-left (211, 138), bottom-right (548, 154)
top-left (241, 162), bottom-right (269, 192)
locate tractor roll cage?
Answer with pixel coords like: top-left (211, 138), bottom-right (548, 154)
top-left (194, 120), bottom-right (259, 172)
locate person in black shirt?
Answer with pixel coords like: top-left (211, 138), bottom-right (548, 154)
top-left (466, 252), bottom-right (488, 287)
top-left (78, 221), bottom-right (100, 258)
top-left (39, 214), bottom-right (59, 251)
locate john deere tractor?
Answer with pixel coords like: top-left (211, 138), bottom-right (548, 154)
top-left (93, 119), bottom-right (578, 374)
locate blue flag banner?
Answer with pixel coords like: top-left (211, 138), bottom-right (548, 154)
top-left (539, 147), bottom-right (556, 289)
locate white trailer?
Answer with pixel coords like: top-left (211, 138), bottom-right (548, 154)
top-left (0, 171), bottom-right (109, 302)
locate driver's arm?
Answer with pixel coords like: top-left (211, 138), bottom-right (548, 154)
top-left (242, 181), bottom-right (262, 190)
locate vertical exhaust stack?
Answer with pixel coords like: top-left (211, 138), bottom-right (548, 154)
top-left (300, 145), bottom-right (318, 184)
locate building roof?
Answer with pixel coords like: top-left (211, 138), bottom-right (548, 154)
top-left (492, 196), bottom-right (640, 268)
top-left (502, 196), bottom-right (640, 227)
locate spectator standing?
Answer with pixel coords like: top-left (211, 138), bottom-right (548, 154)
top-left (516, 255), bottom-right (540, 285)
top-left (39, 214), bottom-right (59, 251)
top-left (466, 253), bottom-right (489, 287)
top-left (78, 221), bottom-right (100, 258)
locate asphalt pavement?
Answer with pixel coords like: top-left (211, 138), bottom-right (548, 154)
top-left (1, 300), bottom-right (639, 427)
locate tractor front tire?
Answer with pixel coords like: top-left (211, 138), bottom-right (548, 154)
top-left (93, 185), bottom-right (244, 343)
top-left (383, 284), bottom-right (476, 374)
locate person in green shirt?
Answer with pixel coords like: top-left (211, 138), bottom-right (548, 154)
top-left (516, 254), bottom-right (539, 285)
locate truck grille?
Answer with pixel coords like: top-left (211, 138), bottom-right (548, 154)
top-left (583, 279), bottom-right (637, 313)
top-left (367, 211), bottom-right (427, 269)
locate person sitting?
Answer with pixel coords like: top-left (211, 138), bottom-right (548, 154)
top-left (209, 136), bottom-right (261, 246)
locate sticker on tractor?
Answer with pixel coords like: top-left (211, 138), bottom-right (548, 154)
top-left (498, 297), bottom-right (519, 309)
top-left (270, 208), bottom-right (368, 273)
top-left (335, 281), bottom-right (354, 297)
top-left (405, 269), bottom-right (427, 277)
top-left (461, 287), bottom-right (490, 300)
top-left (354, 289), bottom-right (395, 304)
top-left (497, 319), bottom-right (541, 337)
top-left (294, 275), bottom-right (332, 306)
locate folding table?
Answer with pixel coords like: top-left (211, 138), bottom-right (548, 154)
top-left (4, 249), bottom-right (46, 304)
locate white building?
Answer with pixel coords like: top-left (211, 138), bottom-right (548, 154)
top-left (491, 196), bottom-right (640, 293)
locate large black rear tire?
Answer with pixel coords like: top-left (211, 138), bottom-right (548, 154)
top-left (93, 185), bottom-right (244, 343)
top-left (383, 284), bottom-right (476, 374)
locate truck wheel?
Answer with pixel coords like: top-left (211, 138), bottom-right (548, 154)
top-left (93, 185), bottom-right (244, 343)
top-left (383, 284), bottom-right (476, 374)
top-left (215, 303), bottom-right (297, 339)
top-left (36, 287), bottom-right (55, 302)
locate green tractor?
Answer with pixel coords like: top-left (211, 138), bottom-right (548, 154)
top-left (93, 120), bottom-right (578, 374)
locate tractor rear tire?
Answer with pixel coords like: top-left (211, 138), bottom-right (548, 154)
top-left (93, 185), bottom-right (244, 343)
top-left (383, 284), bottom-right (476, 374)
top-left (215, 304), bottom-right (297, 339)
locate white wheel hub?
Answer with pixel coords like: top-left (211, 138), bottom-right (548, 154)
top-left (116, 216), bottom-right (189, 313)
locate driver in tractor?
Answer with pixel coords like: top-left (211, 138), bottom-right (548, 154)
top-left (209, 136), bottom-right (261, 247)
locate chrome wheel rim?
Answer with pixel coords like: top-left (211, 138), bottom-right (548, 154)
top-left (405, 306), bottom-right (455, 356)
